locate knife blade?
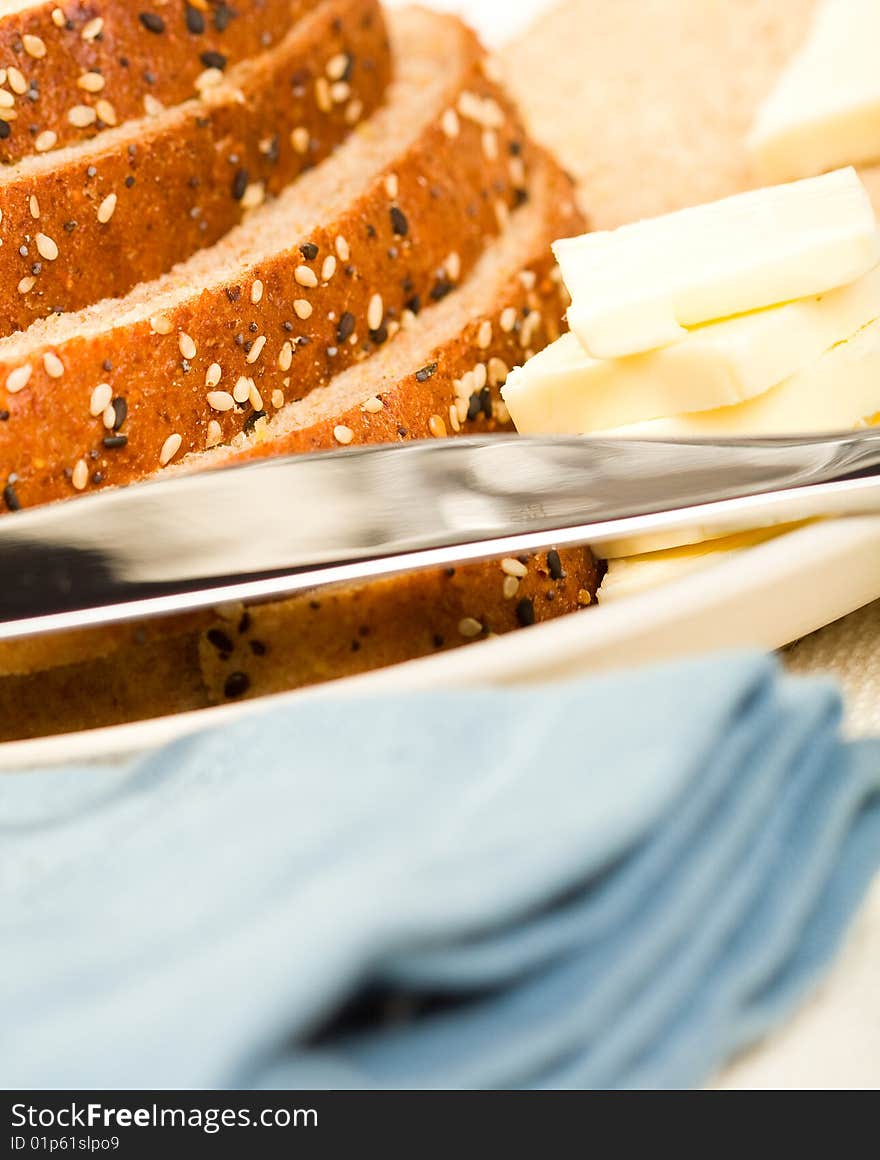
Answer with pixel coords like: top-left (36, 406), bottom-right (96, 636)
top-left (1, 430), bottom-right (879, 642)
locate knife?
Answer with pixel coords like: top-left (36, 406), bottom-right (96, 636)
top-left (1, 430), bottom-right (879, 642)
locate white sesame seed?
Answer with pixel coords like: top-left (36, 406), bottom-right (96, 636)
top-left (326, 52), bottom-right (350, 81)
top-left (428, 415), bottom-right (447, 438)
top-left (42, 352), bottom-right (64, 379)
top-left (35, 234), bottom-right (59, 261)
top-left (246, 335), bottom-right (266, 364)
top-left (448, 404), bottom-right (461, 433)
top-left (81, 16), bottom-right (104, 40)
top-left (293, 299), bottom-right (312, 320)
top-left (344, 98), bottom-right (363, 125)
top-left (205, 363), bottom-right (222, 388)
top-left (150, 314), bottom-right (173, 336)
top-left (441, 108), bottom-right (459, 138)
top-left (159, 433), bottom-right (183, 467)
top-left (278, 341), bottom-right (293, 372)
top-left (501, 557), bottom-right (528, 578)
top-left (71, 459), bottom-right (89, 491)
top-left (458, 617), bottom-right (483, 639)
top-left (335, 235), bottom-right (350, 262)
top-left (233, 376), bottom-right (252, 404)
top-left (97, 193), bottom-right (117, 224)
top-left (89, 383), bottom-right (112, 416)
top-left (333, 424), bottom-right (354, 445)
top-left (488, 357), bottom-right (509, 387)
top-left (178, 332), bottom-right (197, 361)
top-left (6, 67), bottom-right (26, 95)
top-left (51, 8), bottom-right (66, 29)
top-left (384, 173), bottom-right (399, 200)
top-left (291, 126), bottom-right (310, 154)
top-left (477, 320), bottom-right (493, 350)
top-left (207, 391), bottom-right (235, 412)
top-left (330, 81), bottom-right (350, 104)
top-left (518, 269), bottom-right (537, 290)
top-left (29, 195), bottom-right (40, 220)
top-left (361, 396), bottom-right (383, 414)
top-left (34, 130), bottom-right (58, 153)
top-left (68, 104), bottom-right (97, 128)
top-left (6, 365), bottom-right (32, 394)
top-left (294, 264), bottom-right (318, 288)
top-left (250, 279), bottom-right (264, 305)
top-left (102, 404), bottom-right (116, 430)
top-left (206, 420), bottom-right (223, 448)
top-left (143, 94), bottom-right (163, 117)
top-left (482, 130), bottom-right (498, 161)
top-left (321, 255), bottom-right (337, 282)
top-left (315, 76), bottom-right (331, 113)
top-left (78, 72), bottom-right (105, 93)
top-left (248, 382), bottom-right (263, 410)
top-left (446, 252), bottom-right (461, 281)
top-left (19, 277), bottom-right (36, 295)
top-left (96, 99), bottom-right (117, 126)
top-left (23, 33), bottom-right (46, 58)
top-left (0, 91), bottom-right (14, 110)
top-left (500, 307), bottom-right (518, 333)
top-left (271, 389), bottom-right (284, 409)
top-left (367, 293), bottom-right (383, 332)
top-left (503, 575), bottom-right (520, 600)
top-left (241, 182), bottom-right (265, 210)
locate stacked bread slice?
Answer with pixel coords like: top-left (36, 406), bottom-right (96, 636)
top-left (0, 3), bottom-right (599, 739)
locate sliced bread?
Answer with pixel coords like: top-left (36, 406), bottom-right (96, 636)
top-left (0, 7), bottom-right (531, 511)
top-left (0, 0), bottom-right (391, 331)
top-left (0, 544), bottom-right (599, 740)
top-left (0, 0), bottom-right (324, 163)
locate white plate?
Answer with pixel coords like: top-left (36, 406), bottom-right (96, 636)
top-left (4, 515), bottom-right (880, 771)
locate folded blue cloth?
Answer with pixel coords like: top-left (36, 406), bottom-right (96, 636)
top-left (1, 652), bottom-right (878, 1090)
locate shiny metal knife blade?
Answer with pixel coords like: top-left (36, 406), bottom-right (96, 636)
top-left (1, 430), bottom-right (879, 642)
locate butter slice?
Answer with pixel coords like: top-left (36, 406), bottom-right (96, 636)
top-left (502, 264), bottom-right (880, 433)
top-left (605, 315), bottom-right (880, 437)
top-left (748, 0), bottom-right (880, 182)
top-left (553, 168), bottom-right (880, 359)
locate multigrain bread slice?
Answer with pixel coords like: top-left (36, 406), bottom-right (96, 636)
top-left (0, 149), bottom-right (587, 681)
top-left (0, 7), bottom-right (532, 512)
top-left (0, 545), bottom-right (600, 740)
top-left (176, 150), bottom-right (580, 466)
top-left (0, 0), bottom-right (391, 331)
top-left (0, 0), bottom-right (325, 163)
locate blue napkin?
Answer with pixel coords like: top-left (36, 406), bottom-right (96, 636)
top-left (1, 652), bottom-right (878, 1090)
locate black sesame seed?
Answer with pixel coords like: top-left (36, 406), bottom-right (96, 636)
top-left (200, 50), bottom-right (227, 70)
top-left (226, 285), bottom-right (241, 302)
top-left (336, 311), bottom-right (355, 342)
top-left (3, 482), bottom-right (20, 512)
top-left (249, 640), bottom-right (267, 657)
top-left (0, 122), bottom-right (10, 140)
top-left (124, 175), bottom-right (136, 188)
top-left (238, 612), bottom-right (251, 634)
top-left (243, 409), bottom-right (267, 433)
top-left (102, 435), bottom-right (128, 450)
top-left (111, 397), bottom-right (127, 430)
top-left (415, 363), bottom-right (437, 383)
top-left (390, 206), bottom-right (408, 237)
top-left (404, 294), bottom-right (421, 315)
top-left (480, 386), bottom-right (493, 420)
top-left (299, 242), bottom-right (319, 261)
top-left (207, 628), bottom-right (235, 653)
top-left (516, 597), bottom-right (536, 627)
top-left (547, 549), bottom-right (565, 581)
top-left (350, 640), bottom-right (361, 653)
top-left (139, 12), bottom-right (166, 34)
top-left (0, 411), bottom-right (9, 422)
top-left (430, 278), bottom-right (453, 301)
top-left (366, 223), bottom-right (377, 239)
top-left (466, 393), bottom-right (482, 422)
top-left (432, 634), bottom-right (445, 648)
top-left (214, 3), bottom-right (235, 31)
top-left (223, 671), bottom-right (250, 699)
top-left (185, 4), bottom-right (206, 34)
top-left (368, 325), bottom-right (388, 345)
top-left (231, 168), bottom-right (249, 201)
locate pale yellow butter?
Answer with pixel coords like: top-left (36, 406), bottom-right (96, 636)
top-left (748, 0), bottom-right (880, 182)
top-left (553, 168), bottom-right (879, 359)
top-left (605, 315), bottom-right (880, 437)
top-left (502, 264), bottom-right (880, 433)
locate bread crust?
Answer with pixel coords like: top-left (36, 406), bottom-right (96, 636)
top-left (0, 16), bottom-right (531, 511)
top-left (0, 546), bottom-right (599, 740)
top-left (0, 0), bottom-right (391, 331)
top-left (0, 0), bottom-right (325, 163)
